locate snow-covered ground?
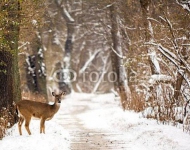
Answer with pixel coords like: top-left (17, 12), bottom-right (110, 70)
top-left (0, 93), bottom-right (190, 150)
top-left (77, 94), bottom-right (190, 150)
top-left (0, 118), bottom-right (70, 150)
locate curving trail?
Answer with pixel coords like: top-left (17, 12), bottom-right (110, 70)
top-left (54, 93), bottom-right (190, 150)
top-left (56, 94), bottom-right (129, 150)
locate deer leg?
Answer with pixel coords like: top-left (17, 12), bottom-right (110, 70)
top-left (25, 117), bottom-right (31, 135)
top-left (42, 120), bottom-right (46, 134)
top-left (18, 116), bottom-right (24, 135)
top-left (40, 118), bottom-right (46, 134)
top-left (43, 122), bottom-right (46, 134)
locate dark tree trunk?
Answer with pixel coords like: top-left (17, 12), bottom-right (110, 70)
top-left (26, 34), bottom-right (47, 100)
top-left (110, 2), bottom-right (130, 110)
top-left (174, 39), bottom-right (189, 104)
top-left (0, 0), bottom-right (21, 139)
top-left (0, 1), bottom-right (21, 106)
top-left (55, 0), bottom-right (74, 93)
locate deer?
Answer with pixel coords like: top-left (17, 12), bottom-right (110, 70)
top-left (16, 91), bottom-right (66, 135)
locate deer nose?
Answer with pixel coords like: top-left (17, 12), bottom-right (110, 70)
top-left (58, 99), bottom-right (61, 103)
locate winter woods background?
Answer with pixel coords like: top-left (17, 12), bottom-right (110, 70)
top-left (0, 0), bottom-right (190, 139)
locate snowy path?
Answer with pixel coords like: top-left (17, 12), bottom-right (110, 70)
top-left (60, 93), bottom-right (190, 150)
top-left (1, 93), bottom-right (190, 150)
top-left (59, 96), bottom-right (129, 149)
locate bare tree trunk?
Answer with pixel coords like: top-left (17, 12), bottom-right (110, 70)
top-left (140, 0), bottom-right (164, 122)
top-left (110, 2), bottom-right (131, 110)
top-left (174, 37), bottom-right (189, 104)
top-left (140, 0), bottom-right (161, 75)
top-left (158, 1), bottom-right (190, 105)
top-left (26, 32), bottom-right (47, 100)
top-left (55, 0), bottom-right (74, 93)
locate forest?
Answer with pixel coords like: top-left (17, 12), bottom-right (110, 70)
top-left (0, 0), bottom-right (190, 141)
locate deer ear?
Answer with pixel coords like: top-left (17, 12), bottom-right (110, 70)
top-left (52, 92), bottom-right (55, 96)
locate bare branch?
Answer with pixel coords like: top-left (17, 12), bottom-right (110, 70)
top-left (158, 45), bottom-right (190, 87)
top-left (176, 0), bottom-right (190, 12)
top-left (61, 5), bottom-right (75, 22)
top-left (145, 42), bottom-right (180, 63)
top-left (79, 50), bottom-right (101, 74)
top-left (163, 13), bottom-right (178, 49)
top-left (146, 42), bottom-right (190, 87)
top-left (149, 74), bottom-right (174, 84)
top-left (18, 42), bottom-right (30, 50)
top-left (111, 46), bottom-right (126, 59)
top-left (54, 0), bottom-right (75, 23)
top-left (92, 55), bottom-right (110, 93)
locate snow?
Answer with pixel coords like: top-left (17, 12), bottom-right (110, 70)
top-left (74, 93), bottom-right (190, 150)
top-left (31, 20), bottom-right (37, 26)
top-left (148, 51), bottom-right (160, 74)
top-left (149, 74), bottom-right (174, 84)
top-left (1, 93), bottom-right (190, 150)
top-left (0, 119), bottom-right (70, 150)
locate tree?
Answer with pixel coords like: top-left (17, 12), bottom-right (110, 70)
top-left (109, 1), bottom-right (131, 110)
top-left (0, 0), bottom-right (21, 139)
top-left (19, 0), bottom-right (47, 99)
top-left (55, 0), bottom-right (75, 93)
top-left (26, 33), bottom-right (47, 98)
top-left (49, 0), bottom-right (113, 93)
top-left (138, 0), bottom-right (190, 123)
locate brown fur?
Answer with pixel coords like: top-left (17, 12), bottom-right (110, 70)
top-left (16, 91), bottom-right (65, 135)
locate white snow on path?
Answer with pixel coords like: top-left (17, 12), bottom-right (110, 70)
top-left (0, 92), bottom-right (190, 150)
top-left (70, 93), bottom-right (190, 150)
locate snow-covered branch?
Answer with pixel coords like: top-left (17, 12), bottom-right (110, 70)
top-left (55, 0), bottom-right (75, 23)
top-left (92, 55), bottom-right (110, 93)
top-left (145, 42), bottom-right (190, 87)
top-left (148, 74), bottom-right (174, 84)
top-left (148, 51), bottom-right (161, 74)
top-left (147, 17), bottom-right (162, 25)
top-left (158, 44), bottom-right (190, 74)
top-left (79, 50), bottom-right (101, 74)
top-left (18, 42), bottom-right (30, 50)
top-left (157, 45), bottom-right (180, 65)
top-left (176, 0), bottom-right (190, 12)
top-left (61, 5), bottom-right (75, 22)
top-left (159, 14), bottom-right (178, 49)
top-left (145, 42), bottom-right (180, 64)
top-left (111, 46), bottom-right (126, 59)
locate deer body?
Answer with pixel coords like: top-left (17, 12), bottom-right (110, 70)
top-left (16, 92), bottom-right (65, 135)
